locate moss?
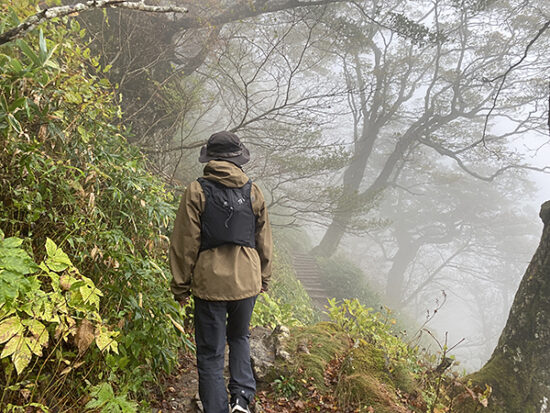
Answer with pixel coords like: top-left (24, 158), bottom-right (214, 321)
top-left (342, 343), bottom-right (386, 379)
top-left (391, 362), bottom-right (418, 394)
top-left (269, 322), bottom-right (423, 412)
top-left (280, 322), bottom-right (350, 390)
top-left (336, 342), bottom-right (410, 411)
top-left (337, 373), bottom-right (389, 409)
top-left (458, 353), bottom-right (536, 413)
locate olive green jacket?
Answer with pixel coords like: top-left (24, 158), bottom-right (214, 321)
top-left (169, 160), bottom-right (273, 301)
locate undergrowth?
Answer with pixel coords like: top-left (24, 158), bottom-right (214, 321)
top-left (0, 3), bottom-right (490, 412)
top-left (257, 298), bottom-right (491, 412)
top-left (0, 3), bottom-right (318, 409)
top-left (0, 2), bottom-right (189, 410)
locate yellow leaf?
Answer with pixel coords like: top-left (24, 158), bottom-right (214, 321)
top-left (166, 314), bottom-right (186, 335)
top-left (1, 334), bottom-right (23, 358)
top-left (26, 336), bottom-right (44, 357)
top-left (12, 340), bottom-right (32, 375)
top-left (95, 326), bottom-right (119, 354)
top-left (0, 316), bottom-right (22, 344)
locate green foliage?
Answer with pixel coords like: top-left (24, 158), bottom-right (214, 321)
top-left (273, 375), bottom-right (298, 398)
top-left (85, 383), bottom-right (137, 413)
top-left (0, 233), bottom-right (115, 371)
top-left (316, 255), bottom-right (380, 306)
top-left (326, 298), bottom-right (417, 373)
top-left (267, 303), bottom-right (429, 411)
top-left (0, 233), bottom-right (117, 408)
top-left (4, 402), bottom-right (50, 412)
top-left (251, 248), bottom-right (317, 328)
top-left (0, 1), bottom-right (189, 408)
top-left (251, 293), bottom-right (302, 329)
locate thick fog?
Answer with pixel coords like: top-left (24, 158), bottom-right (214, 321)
top-left (82, 0), bottom-right (550, 371)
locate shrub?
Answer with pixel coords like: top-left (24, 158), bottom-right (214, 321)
top-left (316, 255), bottom-right (380, 306)
top-left (0, 2), bottom-right (188, 407)
top-left (0, 232), bottom-right (117, 408)
top-left (251, 248), bottom-right (317, 328)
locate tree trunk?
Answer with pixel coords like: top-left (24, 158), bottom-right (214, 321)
top-left (311, 129), bottom-right (378, 256)
top-left (386, 241), bottom-right (420, 307)
top-left (456, 201), bottom-right (550, 413)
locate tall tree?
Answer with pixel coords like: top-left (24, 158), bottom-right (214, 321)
top-left (312, 0), bottom-right (548, 256)
top-left (455, 201), bottom-right (550, 413)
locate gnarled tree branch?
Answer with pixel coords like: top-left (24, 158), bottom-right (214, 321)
top-left (0, 1), bottom-right (188, 46)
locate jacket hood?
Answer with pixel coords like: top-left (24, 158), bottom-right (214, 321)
top-left (202, 160), bottom-right (249, 188)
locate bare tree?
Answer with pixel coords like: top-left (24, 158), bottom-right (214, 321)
top-left (312, 0), bottom-right (549, 256)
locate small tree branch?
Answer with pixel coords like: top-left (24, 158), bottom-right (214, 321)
top-left (481, 18), bottom-right (550, 143)
top-left (0, 1), bottom-right (188, 46)
top-left (419, 136), bottom-right (550, 181)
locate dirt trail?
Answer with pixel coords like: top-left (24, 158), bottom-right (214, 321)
top-left (151, 352), bottom-right (202, 412)
top-left (150, 351), bottom-right (264, 412)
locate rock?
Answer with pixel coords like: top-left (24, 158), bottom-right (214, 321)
top-left (250, 326), bottom-right (276, 381)
top-left (276, 349), bottom-right (291, 361)
top-left (297, 338), bottom-right (310, 354)
top-left (540, 200), bottom-right (550, 225)
top-left (272, 325), bottom-right (291, 361)
top-left (193, 392), bottom-right (204, 412)
top-left (249, 325), bottom-right (292, 381)
top-left (252, 400), bottom-right (265, 413)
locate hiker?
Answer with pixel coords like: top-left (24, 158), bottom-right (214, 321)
top-left (169, 131), bottom-right (273, 413)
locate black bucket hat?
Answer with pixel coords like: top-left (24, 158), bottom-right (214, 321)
top-left (199, 131), bottom-right (250, 165)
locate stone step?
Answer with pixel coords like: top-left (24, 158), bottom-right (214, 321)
top-left (302, 286), bottom-right (324, 292)
top-left (298, 278), bottom-right (322, 284)
top-left (292, 253), bottom-right (331, 312)
top-left (293, 253), bottom-right (315, 257)
top-left (300, 284), bottom-right (324, 290)
top-left (296, 272), bottom-right (321, 278)
top-left (298, 279), bottom-right (323, 286)
top-left (294, 264), bottom-right (320, 269)
top-left (304, 286), bottom-right (327, 297)
top-left (294, 265), bottom-right (319, 271)
top-left (296, 271), bottom-right (321, 278)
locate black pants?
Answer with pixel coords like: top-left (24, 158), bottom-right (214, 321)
top-left (194, 295), bottom-right (257, 413)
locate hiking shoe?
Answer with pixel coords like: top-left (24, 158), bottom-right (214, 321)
top-left (230, 395), bottom-right (250, 413)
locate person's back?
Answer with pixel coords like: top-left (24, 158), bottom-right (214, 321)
top-left (169, 131), bottom-right (272, 413)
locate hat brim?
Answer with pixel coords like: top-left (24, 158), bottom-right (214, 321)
top-left (199, 144), bottom-right (250, 165)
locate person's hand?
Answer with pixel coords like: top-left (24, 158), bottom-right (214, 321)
top-left (178, 296), bottom-right (190, 307)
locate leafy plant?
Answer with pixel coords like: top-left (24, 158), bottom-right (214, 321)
top-left (85, 383), bottom-right (137, 413)
top-left (252, 293), bottom-right (302, 329)
top-left (0, 233), bottom-right (117, 372)
top-left (0, 231), bottom-right (118, 409)
top-left (0, 1), bottom-right (188, 408)
top-left (273, 375), bottom-right (298, 398)
top-left (252, 247), bottom-right (317, 329)
top-left (326, 298), bottom-right (417, 375)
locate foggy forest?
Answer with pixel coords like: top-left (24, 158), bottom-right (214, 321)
top-left (0, 0), bottom-right (549, 412)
